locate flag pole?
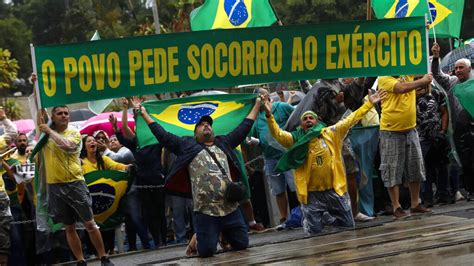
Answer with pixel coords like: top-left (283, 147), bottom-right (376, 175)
top-left (425, 0), bottom-right (437, 43)
top-left (268, 0), bottom-right (283, 26)
top-left (151, 0), bottom-right (161, 34)
top-left (367, 0), bottom-right (372, 20)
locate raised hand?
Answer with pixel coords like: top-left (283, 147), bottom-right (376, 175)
top-left (368, 90), bottom-right (387, 105)
top-left (109, 113), bottom-right (118, 131)
top-left (130, 96), bottom-right (143, 109)
top-left (121, 97), bottom-right (129, 110)
top-left (432, 43), bottom-right (440, 58)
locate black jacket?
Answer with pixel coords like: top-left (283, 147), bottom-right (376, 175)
top-left (116, 132), bottom-right (165, 186)
top-left (148, 118), bottom-right (254, 197)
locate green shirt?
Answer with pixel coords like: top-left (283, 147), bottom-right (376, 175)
top-left (251, 102), bottom-right (295, 159)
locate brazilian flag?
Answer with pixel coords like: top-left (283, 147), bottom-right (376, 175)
top-left (136, 93), bottom-right (257, 148)
top-left (190, 0), bottom-right (277, 31)
top-left (84, 170), bottom-right (131, 230)
top-left (371, 0), bottom-right (465, 38)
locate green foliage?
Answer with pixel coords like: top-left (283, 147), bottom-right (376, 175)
top-left (0, 18), bottom-right (32, 78)
top-left (272, 0), bottom-right (367, 25)
top-left (0, 48), bottom-right (19, 90)
top-left (3, 99), bottom-right (23, 120)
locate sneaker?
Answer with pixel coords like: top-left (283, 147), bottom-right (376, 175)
top-left (77, 260), bottom-right (87, 266)
top-left (100, 256), bottom-right (114, 266)
top-left (410, 204), bottom-right (432, 214)
top-left (393, 207), bottom-right (409, 219)
top-left (249, 223), bottom-right (265, 232)
top-left (455, 191), bottom-right (465, 201)
top-left (354, 212), bottom-right (375, 222)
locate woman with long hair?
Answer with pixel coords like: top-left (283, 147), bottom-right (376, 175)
top-left (80, 135), bottom-right (129, 174)
top-left (80, 135), bottom-right (130, 255)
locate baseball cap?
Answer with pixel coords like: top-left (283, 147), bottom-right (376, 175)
top-left (194, 115), bottom-right (213, 131)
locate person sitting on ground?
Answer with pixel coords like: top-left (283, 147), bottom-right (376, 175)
top-left (263, 90), bottom-right (386, 234)
top-left (135, 96), bottom-right (261, 257)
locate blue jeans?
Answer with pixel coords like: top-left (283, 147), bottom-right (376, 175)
top-left (169, 195), bottom-right (193, 244)
top-left (193, 209), bottom-right (248, 257)
top-left (122, 187), bottom-right (150, 250)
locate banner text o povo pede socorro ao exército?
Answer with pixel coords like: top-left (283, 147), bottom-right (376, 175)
top-left (32, 16), bottom-right (428, 108)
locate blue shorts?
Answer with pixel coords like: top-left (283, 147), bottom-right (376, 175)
top-left (264, 159), bottom-right (296, 195)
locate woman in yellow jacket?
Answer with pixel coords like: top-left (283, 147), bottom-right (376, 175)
top-left (80, 135), bottom-right (130, 255)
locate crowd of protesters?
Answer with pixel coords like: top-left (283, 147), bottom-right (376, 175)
top-left (0, 42), bottom-right (473, 264)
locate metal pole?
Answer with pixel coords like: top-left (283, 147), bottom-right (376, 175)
top-left (425, 0), bottom-right (437, 43)
top-left (151, 0), bottom-right (161, 34)
top-left (367, 0), bottom-right (372, 20)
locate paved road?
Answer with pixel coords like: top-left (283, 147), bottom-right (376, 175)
top-left (84, 201), bottom-right (474, 265)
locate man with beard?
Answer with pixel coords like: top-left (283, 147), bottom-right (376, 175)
top-left (136, 98), bottom-right (261, 257)
top-left (431, 43), bottom-right (473, 201)
top-left (286, 78), bottom-right (375, 222)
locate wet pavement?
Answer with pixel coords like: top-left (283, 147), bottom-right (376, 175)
top-left (84, 201), bottom-right (474, 265)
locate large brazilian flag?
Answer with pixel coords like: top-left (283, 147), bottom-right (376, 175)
top-left (190, 0), bottom-right (277, 31)
top-left (84, 170), bottom-right (131, 230)
top-left (136, 93), bottom-right (257, 148)
top-left (371, 0), bottom-right (465, 39)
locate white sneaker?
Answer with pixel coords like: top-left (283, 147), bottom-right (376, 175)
top-left (354, 212), bottom-right (375, 222)
top-left (455, 191), bottom-right (465, 201)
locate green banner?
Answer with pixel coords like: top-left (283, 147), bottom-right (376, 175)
top-left (33, 17), bottom-right (428, 108)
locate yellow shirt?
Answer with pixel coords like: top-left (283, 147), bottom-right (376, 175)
top-left (379, 75), bottom-right (416, 131)
top-left (42, 128), bottom-right (84, 184)
top-left (267, 101), bottom-right (374, 204)
top-left (82, 155), bottom-right (128, 175)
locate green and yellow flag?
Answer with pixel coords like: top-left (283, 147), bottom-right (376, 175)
top-left (371, 0), bottom-right (465, 38)
top-left (190, 0), bottom-right (277, 31)
top-left (136, 93), bottom-right (257, 148)
top-left (453, 78), bottom-right (474, 118)
top-left (84, 170), bottom-right (131, 230)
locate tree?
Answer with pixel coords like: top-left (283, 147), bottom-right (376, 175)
top-left (0, 18), bottom-right (32, 78)
top-left (0, 48), bottom-right (19, 91)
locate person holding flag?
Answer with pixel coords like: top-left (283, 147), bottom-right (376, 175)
top-left (135, 95), bottom-right (261, 257)
top-left (431, 42), bottom-right (474, 201)
top-left (262, 90), bottom-right (386, 234)
top-left (35, 106), bottom-right (113, 266)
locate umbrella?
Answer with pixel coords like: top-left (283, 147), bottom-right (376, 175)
top-left (191, 90), bottom-right (228, 96)
top-left (70, 108), bottom-right (96, 122)
top-left (440, 42), bottom-right (474, 74)
top-left (269, 91), bottom-right (306, 105)
top-left (13, 119), bottom-right (35, 134)
top-left (79, 112), bottom-right (135, 137)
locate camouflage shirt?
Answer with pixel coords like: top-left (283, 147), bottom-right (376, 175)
top-left (188, 145), bottom-right (238, 217)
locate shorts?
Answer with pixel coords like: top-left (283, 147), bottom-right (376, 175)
top-left (379, 129), bottom-right (425, 188)
top-left (0, 192), bottom-right (12, 255)
top-left (301, 190), bottom-right (354, 235)
top-left (264, 159), bottom-right (296, 195)
top-left (48, 180), bottom-right (94, 225)
top-left (342, 138), bottom-right (359, 175)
